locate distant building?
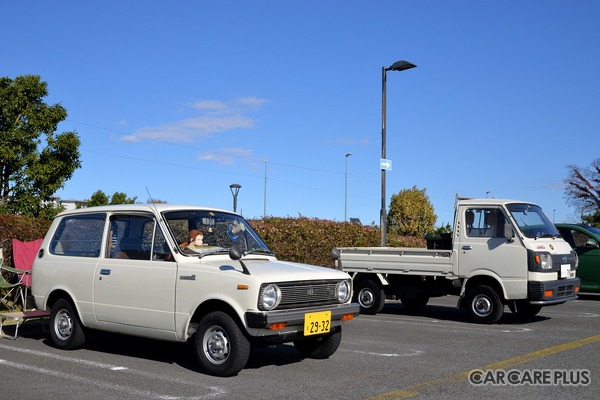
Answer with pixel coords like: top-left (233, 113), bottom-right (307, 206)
top-left (51, 197), bottom-right (87, 211)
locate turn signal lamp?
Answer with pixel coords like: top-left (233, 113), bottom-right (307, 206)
top-left (544, 290), bottom-right (554, 298)
top-left (341, 313), bottom-right (356, 321)
top-left (268, 323), bottom-right (286, 331)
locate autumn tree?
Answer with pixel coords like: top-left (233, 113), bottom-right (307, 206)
top-left (564, 158), bottom-right (600, 226)
top-left (387, 186), bottom-right (437, 236)
top-left (0, 75), bottom-right (81, 218)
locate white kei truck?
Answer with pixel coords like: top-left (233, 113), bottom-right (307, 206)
top-left (332, 197), bottom-right (581, 323)
top-left (32, 204), bottom-right (359, 376)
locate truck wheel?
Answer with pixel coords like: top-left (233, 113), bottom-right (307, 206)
top-left (466, 285), bottom-right (504, 324)
top-left (193, 311), bottom-right (250, 377)
top-left (510, 300), bottom-right (542, 321)
top-left (401, 296), bottom-right (429, 311)
top-left (49, 298), bottom-right (86, 350)
top-left (294, 326), bottom-right (342, 359)
top-left (353, 280), bottom-right (385, 315)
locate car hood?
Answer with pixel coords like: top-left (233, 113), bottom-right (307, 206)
top-left (192, 255), bottom-right (348, 282)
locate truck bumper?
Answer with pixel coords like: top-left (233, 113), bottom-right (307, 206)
top-left (245, 302), bottom-right (360, 331)
top-left (528, 278), bottom-right (580, 305)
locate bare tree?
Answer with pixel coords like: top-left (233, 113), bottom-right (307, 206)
top-left (564, 158), bottom-right (600, 216)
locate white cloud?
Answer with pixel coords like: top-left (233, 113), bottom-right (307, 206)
top-left (122, 97), bottom-right (267, 143)
top-left (198, 147), bottom-right (253, 166)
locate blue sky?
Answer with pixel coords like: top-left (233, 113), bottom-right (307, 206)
top-left (3, 1), bottom-right (599, 227)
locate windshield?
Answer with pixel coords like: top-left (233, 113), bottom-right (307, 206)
top-left (506, 203), bottom-right (559, 239)
top-left (162, 210), bottom-right (271, 256)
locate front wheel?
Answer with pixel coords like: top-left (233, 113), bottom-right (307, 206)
top-left (465, 285), bottom-right (504, 324)
top-left (294, 327), bottom-right (342, 359)
top-left (193, 311), bottom-right (250, 377)
top-left (353, 280), bottom-right (385, 315)
top-left (49, 298), bottom-right (86, 350)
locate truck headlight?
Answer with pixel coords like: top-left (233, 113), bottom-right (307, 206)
top-left (259, 284), bottom-right (281, 310)
top-left (336, 280), bottom-right (351, 303)
top-left (534, 252), bottom-right (553, 270)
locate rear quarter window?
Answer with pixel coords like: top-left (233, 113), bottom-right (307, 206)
top-left (50, 213), bottom-right (106, 257)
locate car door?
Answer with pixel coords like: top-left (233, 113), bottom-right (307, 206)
top-left (94, 213), bottom-right (177, 331)
top-left (558, 226), bottom-right (600, 292)
top-left (456, 206), bottom-right (528, 299)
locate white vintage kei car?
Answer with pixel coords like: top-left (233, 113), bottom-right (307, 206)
top-left (32, 204), bottom-right (359, 376)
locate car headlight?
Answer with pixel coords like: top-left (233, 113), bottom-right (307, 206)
top-left (259, 284), bottom-right (281, 310)
top-left (336, 280), bottom-right (351, 303)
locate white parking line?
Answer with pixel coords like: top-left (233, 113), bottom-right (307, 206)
top-left (0, 344), bottom-right (227, 399)
top-left (356, 316), bottom-right (533, 333)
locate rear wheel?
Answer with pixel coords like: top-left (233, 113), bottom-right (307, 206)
top-left (294, 327), bottom-right (342, 359)
top-left (353, 280), bottom-right (385, 315)
top-left (49, 298), bottom-right (86, 350)
top-left (465, 285), bottom-right (504, 324)
top-left (193, 311), bottom-right (250, 377)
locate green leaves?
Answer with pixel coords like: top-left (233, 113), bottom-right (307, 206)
top-left (0, 75), bottom-right (81, 218)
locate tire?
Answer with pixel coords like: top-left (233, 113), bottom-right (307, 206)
top-left (400, 295), bottom-right (429, 311)
top-left (49, 298), bottom-right (86, 350)
top-left (510, 300), bottom-right (542, 322)
top-left (193, 311), bottom-right (250, 377)
top-left (294, 327), bottom-right (342, 359)
top-left (465, 285), bottom-right (504, 324)
top-left (353, 280), bottom-right (385, 315)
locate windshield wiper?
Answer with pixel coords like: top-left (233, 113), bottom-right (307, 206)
top-left (244, 249), bottom-right (274, 256)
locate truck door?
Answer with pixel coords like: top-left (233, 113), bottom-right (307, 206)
top-left (457, 206), bottom-right (528, 299)
top-left (94, 213), bottom-right (177, 331)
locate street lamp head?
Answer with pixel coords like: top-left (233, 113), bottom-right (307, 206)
top-left (386, 60), bottom-right (417, 72)
top-left (346, 153), bottom-right (352, 158)
top-left (229, 183), bottom-right (241, 196)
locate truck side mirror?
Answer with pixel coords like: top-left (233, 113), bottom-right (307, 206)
top-left (504, 224), bottom-right (515, 242)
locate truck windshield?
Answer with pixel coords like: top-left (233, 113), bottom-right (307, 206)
top-left (161, 210), bottom-right (272, 255)
top-left (506, 203), bottom-right (560, 239)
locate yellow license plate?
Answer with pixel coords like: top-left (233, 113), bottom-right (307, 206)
top-left (304, 311), bottom-right (331, 336)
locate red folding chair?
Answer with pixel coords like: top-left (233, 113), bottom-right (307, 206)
top-left (10, 238), bottom-right (44, 309)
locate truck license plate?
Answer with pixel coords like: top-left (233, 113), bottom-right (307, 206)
top-left (304, 311), bottom-right (331, 336)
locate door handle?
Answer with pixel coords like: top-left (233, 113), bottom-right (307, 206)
top-left (100, 269), bottom-right (111, 275)
top-left (462, 245), bottom-right (472, 251)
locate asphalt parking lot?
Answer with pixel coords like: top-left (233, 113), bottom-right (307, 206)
top-left (1, 294), bottom-right (599, 400)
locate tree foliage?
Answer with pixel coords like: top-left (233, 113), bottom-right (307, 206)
top-left (85, 190), bottom-right (137, 207)
top-left (387, 186), bottom-right (437, 236)
top-left (564, 158), bottom-right (600, 225)
top-left (0, 75), bottom-right (81, 217)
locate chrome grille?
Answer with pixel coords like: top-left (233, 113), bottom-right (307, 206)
top-left (262, 280), bottom-right (341, 310)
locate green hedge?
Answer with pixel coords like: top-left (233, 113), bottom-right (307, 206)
top-left (0, 214), bottom-right (426, 269)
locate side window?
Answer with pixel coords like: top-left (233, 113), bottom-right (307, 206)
top-left (50, 213), bottom-right (106, 257)
top-left (109, 215), bottom-right (153, 261)
top-left (465, 208), bottom-right (506, 238)
top-left (107, 214), bottom-right (173, 261)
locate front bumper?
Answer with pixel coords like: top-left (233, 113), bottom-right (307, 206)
top-left (528, 278), bottom-right (580, 305)
top-left (245, 302), bottom-right (360, 330)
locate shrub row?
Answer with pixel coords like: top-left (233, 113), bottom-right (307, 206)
top-left (0, 214), bottom-right (426, 269)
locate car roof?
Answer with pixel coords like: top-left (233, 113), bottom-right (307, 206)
top-left (56, 203), bottom-right (233, 217)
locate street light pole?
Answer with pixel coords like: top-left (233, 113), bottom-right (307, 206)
top-left (229, 183), bottom-right (241, 213)
top-left (380, 60), bottom-right (416, 247)
top-left (345, 153), bottom-right (352, 222)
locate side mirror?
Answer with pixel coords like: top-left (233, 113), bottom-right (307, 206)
top-left (504, 224), bottom-right (515, 242)
top-left (229, 244), bottom-right (243, 261)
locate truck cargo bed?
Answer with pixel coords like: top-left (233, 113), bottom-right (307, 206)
top-left (335, 247), bottom-right (454, 276)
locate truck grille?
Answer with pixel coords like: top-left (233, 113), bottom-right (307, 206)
top-left (528, 281), bottom-right (577, 300)
top-left (261, 280), bottom-right (341, 310)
